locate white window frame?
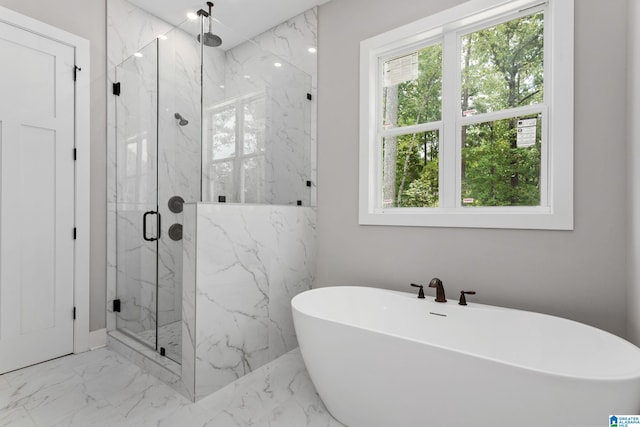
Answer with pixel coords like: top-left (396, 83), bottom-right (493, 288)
top-left (359, 0), bottom-right (573, 230)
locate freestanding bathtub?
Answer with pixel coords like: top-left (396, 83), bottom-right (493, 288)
top-left (292, 286), bottom-right (640, 427)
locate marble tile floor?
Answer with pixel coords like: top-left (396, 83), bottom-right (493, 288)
top-left (0, 347), bottom-right (346, 427)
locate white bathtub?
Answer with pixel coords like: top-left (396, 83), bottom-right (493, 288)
top-left (292, 286), bottom-right (640, 427)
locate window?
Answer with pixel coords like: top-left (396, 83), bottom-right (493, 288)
top-left (204, 92), bottom-right (266, 203)
top-left (359, 0), bottom-right (573, 229)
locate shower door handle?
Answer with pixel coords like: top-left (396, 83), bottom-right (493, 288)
top-left (143, 211), bottom-right (161, 241)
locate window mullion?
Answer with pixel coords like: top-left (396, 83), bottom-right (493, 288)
top-left (440, 31), bottom-right (458, 209)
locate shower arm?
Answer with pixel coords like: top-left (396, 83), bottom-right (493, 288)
top-left (196, 2), bottom-right (214, 32)
top-left (208, 2), bottom-right (212, 33)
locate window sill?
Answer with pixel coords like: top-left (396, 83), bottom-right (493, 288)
top-left (358, 206), bottom-right (573, 230)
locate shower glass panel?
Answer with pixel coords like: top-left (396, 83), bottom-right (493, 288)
top-left (115, 39), bottom-right (159, 350)
top-left (155, 18), bottom-right (203, 363)
top-left (114, 17), bottom-right (203, 364)
top-left (202, 45), bottom-right (312, 205)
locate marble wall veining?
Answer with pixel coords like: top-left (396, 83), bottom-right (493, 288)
top-left (182, 204), bottom-right (317, 400)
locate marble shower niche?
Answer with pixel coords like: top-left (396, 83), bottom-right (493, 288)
top-left (107, 0), bottom-right (318, 402)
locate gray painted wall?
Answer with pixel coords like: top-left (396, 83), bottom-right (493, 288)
top-left (628, 0), bottom-right (640, 345)
top-left (0, 0), bottom-right (107, 331)
top-left (317, 0), bottom-right (630, 337)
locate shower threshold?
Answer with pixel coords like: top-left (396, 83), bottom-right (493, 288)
top-left (137, 321), bottom-right (182, 362)
top-left (107, 329), bottom-right (192, 399)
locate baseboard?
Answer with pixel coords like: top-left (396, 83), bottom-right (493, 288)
top-left (89, 328), bottom-right (107, 350)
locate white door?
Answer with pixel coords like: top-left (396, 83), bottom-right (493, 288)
top-left (0, 19), bottom-right (76, 373)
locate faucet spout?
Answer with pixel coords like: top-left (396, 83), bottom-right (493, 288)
top-left (428, 278), bottom-right (447, 303)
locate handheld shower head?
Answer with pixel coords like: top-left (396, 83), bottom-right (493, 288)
top-left (174, 113), bottom-right (189, 126)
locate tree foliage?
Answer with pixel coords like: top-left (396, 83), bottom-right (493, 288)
top-left (382, 11), bottom-right (544, 208)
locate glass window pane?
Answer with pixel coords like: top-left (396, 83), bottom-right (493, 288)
top-left (382, 130), bottom-right (439, 208)
top-left (382, 43), bottom-right (442, 130)
top-left (243, 97), bottom-right (265, 155)
top-left (461, 11), bottom-right (544, 116)
top-left (242, 156), bottom-right (264, 204)
top-left (212, 107), bottom-right (236, 159)
top-left (211, 161), bottom-right (235, 202)
top-left (461, 114), bottom-right (542, 207)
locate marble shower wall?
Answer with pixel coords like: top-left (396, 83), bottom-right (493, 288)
top-left (182, 204), bottom-right (316, 400)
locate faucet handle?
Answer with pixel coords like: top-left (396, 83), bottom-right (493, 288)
top-left (459, 291), bottom-right (476, 306)
top-left (410, 283), bottom-right (425, 299)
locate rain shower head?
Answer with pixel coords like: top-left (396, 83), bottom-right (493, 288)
top-left (174, 113), bottom-right (189, 126)
top-left (198, 32), bottom-right (222, 47)
top-left (197, 2), bottom-right (222, 47)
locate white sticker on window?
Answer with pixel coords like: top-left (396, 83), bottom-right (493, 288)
top-left (383, 52), bottom-right (418, 87)
top-left (517, 118), bottom-right (537, 147)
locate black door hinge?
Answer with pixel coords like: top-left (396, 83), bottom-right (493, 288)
top-left (306, 93), bottom-right (312, 101)
top-left (113, 299), bottom-right (121, 312)
top-left (113, 82), bottom-right (121, 96)
top-left (160, 347), bottom-right (166, 357)
top-left (73, 306), bottom-right (76, 320)
top-left (73, 228), bottom-right (77, 240)
top-left (73, 148), bottom-right (77, 161)
top-left (74, 65), bottom-right (81, 81)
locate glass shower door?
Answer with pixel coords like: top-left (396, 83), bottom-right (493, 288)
top-left (114, 40), bottom-right (159, 350)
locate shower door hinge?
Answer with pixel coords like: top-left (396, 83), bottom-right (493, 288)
top-left (73, 228), bottom-right (77, 240)
top-left (73, 65), bottom-right (81, 81)
top-left (306, 93), bottom-right (312, 101)
top-left (73, 306), bottom-right (76, 320)
top-left (113, 82), bottom-right (121, 96)
top-left (73, 148), bottom-right (77, 161)
top-left (113, 299), bottom-right (121, 312)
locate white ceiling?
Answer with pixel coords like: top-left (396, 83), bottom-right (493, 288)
top-left (128, 0), bottom-right (331, 49)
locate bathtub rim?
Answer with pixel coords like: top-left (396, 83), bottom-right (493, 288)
top-left (292, 285), bottom-right (640, 382)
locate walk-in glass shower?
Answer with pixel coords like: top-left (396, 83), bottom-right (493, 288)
top-left (113, 11), bottom-right (312, 364)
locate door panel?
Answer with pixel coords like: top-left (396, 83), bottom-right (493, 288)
top-left (0, 20), bottom-right (75, 373)
top-left (19, 125), bottom-right (57, 334)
